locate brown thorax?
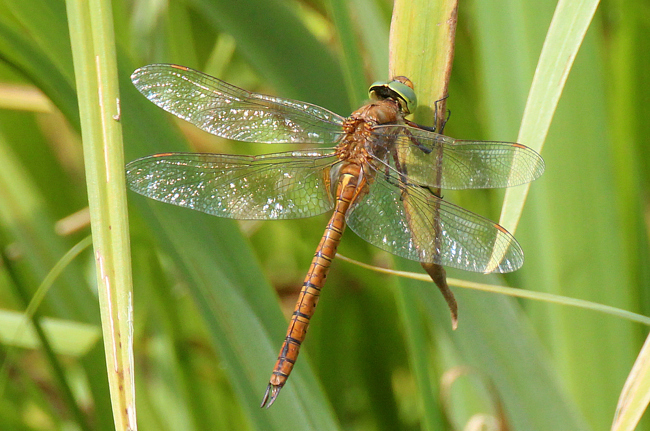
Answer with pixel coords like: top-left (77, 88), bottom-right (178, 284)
top-left (335, 98), bottom-right (404, 164)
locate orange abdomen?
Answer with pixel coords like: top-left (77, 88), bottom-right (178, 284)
top-left (261, 163), bottom-right (362, 407)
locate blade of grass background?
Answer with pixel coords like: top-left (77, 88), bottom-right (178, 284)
top-left (0, 102), bottom-right (114, 429)
top-left (499, 0), bottom-right (600, 234)
top-left (607, 0), bottom-right (650, 427)
top-left (606, 0), bottom-right (649, 321)
top-left (349, 0), bottom-right (390, 81)
top-left (390, 0), bottom-right (592, 429)
top-left (0, 235), bottom-right (96, 368)
top-left (131, 242), bottom-right (249, 431)
top-left (328, 0), bottom-right (367, 109)
top-left (612, 332), bottom-right (650, 431)
top-left (338, 255), bottom-right (650, 326)
top-left (389, 0), bottom-right (457, 124)
top-left (66, 0), bottom-right (135, 428)
top-left (474, 0), bottom-right (640, 428)
top-left (164, 1), bottom-right (199, 68)
top-left (3, 0), bottom-right (74, 84)
top-left (394, 281), bottom-right (443, 431)
top-left (186, 0), bottom-right (348, 112)
top-left (0, 129), bottom-right (95, 321)
top-left (0, 83), bottom-right (52, 112)
top-left (1, 249), bottom-right (92, 431)
top-left (0, 1), bottom-right (78, 127)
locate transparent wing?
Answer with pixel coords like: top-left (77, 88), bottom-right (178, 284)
top-left (131, 64), bottom-right (345, 144)
top-left (369, 124), bottom-right (545, 189)
top-left (126, 150), bottom-right (338, 220)
top-left (346, 170), bottom-right (524, 273)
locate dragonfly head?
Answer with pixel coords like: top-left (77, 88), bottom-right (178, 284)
top-left (368, 77), bottom-right (417, 115)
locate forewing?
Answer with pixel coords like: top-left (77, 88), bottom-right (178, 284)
top-left (370, 125), bottom-right (545, 189)
top-left (131, 64), bottom-right (345, 144)
top-left (126, 151), bottom-right (337, 220)
top-left (345, 172), bottom-right (524, 273)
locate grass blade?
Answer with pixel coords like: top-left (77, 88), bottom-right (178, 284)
top-left (612, 332), bottom-right (650, 431)
top-left (499, 0), bottom-right (600, 234)
top-left (66, 0), bottom-right (135, 427)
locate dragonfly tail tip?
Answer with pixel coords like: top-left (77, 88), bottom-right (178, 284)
top-left (260, 383), bottom-right (282, 408)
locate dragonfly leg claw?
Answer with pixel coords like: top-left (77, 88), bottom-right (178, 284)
top-left (260, 383), bottom-right (282, 408)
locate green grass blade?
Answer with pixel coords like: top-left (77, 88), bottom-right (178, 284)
top-left (328, 0), bottom-right (367, 109)
top-left (66, 0), bottom-right (135, 428)
top-left (499, 0), bottom-right (600, 234)
top-left (0, 235), bottom-right (96, 398)
top-left (389, 1), bottom-right (457, 428)
top-left (395, 285), bottom-right (446, 431)
top-left (390, 0), bottom-right (596, 428)
top-left (19, 236), bottom-right (93, 324)
top-left (611, 332), bottom-right (650, 431)
top-left (0, 1), bottom-right (78, 127)
top-left (4, 0), bottom-right (74, 82)
top-left (389, 0), bottom-right (457, 125)
top-left (349, 0), bottom-right (389, 80)
top-left (0, 131), bottom-right (94, 321)
top-left (473, 0), bottom-right (640, 428)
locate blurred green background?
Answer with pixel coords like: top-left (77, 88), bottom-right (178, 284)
top-left (0, 0), bottom-right (648, 430)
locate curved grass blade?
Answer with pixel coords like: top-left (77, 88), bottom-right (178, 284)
top-left (498, 0), bottom-right (600, 234)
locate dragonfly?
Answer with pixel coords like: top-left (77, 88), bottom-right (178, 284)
top-left (126, 64), bottom-right (545, 408)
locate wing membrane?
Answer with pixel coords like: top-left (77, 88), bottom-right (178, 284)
top-left (370, 125), bottom-right (545, 189)
top-left (346, 170), bottom-right (523, 273)
top-left (131, 64), bottom-right (345, 144)
top-left (126, 151), bottom-right (338, 220)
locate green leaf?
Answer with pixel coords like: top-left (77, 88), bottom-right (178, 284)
top-left (0, 310), bottom-right (99, 355)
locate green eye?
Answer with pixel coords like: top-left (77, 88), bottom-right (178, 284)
top-left (368, 78), bottom-right (417, 114)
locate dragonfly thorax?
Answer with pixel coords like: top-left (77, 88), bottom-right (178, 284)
top-left (353, 98), bottom-right (404, 125)
top-left (336, 98), bottom-right (404, 165)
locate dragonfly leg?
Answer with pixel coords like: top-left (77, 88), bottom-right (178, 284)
top-left (403, 95), bottom-right (451, 135)
top-left (433, 95), bottom-right (451, 133)
top-left (400, 123), bottom-right (434, 155)
top-left (405, 118), bottom-right (436, 134)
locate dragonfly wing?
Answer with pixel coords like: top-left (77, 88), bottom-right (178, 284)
top-left (346, 171), bottom-right (524, 273)
top-left (126, 151), bottom-right (337, 220)
top-left (370, 125), bottom-right (545, 189)
top-left (132, 64), bottom-right (345, 144)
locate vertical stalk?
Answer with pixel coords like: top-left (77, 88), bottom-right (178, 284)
top-left (388, 0), bottom-right (458, 429)
top-left (66, 0), bottom-right (136, 429)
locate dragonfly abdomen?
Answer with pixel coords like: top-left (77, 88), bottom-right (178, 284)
top-left (261, 164), bottom-right (362, 408)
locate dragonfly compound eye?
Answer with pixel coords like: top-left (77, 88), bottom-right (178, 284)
top-left (368, 78), bottom-right (417, 115)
